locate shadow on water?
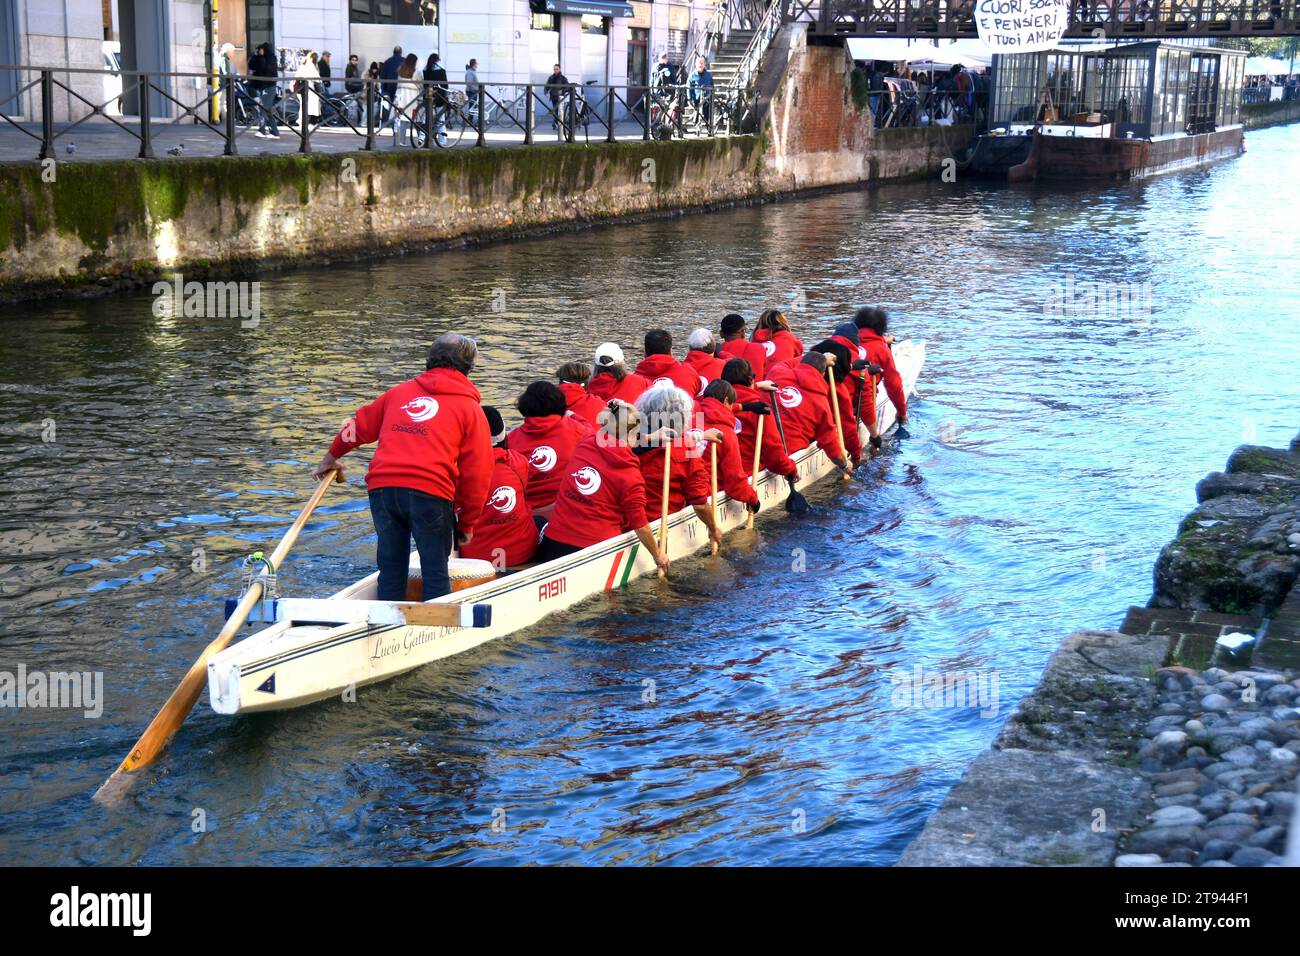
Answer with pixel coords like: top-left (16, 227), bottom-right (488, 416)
top-left (1, 124), bottom-right (1299, 864)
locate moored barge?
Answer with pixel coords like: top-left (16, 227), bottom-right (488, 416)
top-left (968, 42), bottom-right (1247, 183)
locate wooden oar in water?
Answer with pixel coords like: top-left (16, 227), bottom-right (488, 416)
top-left (94, 468), bottom-right (343, 803)
top-left (709, 442), bottom-right (719, 555)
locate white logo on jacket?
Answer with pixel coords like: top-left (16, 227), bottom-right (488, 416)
top-left (529, 445), bottom-right (558, 472)
top-left (776, 386), bottom-right (803, 409)
top-left (572, 466), bottom-right (602, 496)
top-left (697, 375), bottom-right (708, 394)
top-left (733, 418), bottom-right (743, 434)
top-left (652, 377), bottom-right (674, 389)
top-left (488, 486), bottom-right (517, 513)
top-left (762, 341), bottom-right (776, 358)
top-left (401, 397), bottom-right (440, 422)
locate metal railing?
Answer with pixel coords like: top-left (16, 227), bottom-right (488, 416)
top-left (730, 0), bottom-right (787, 91)
top-left (805, 0), bottom-right (1300, 38)
top-left (0, 65), bottom-right (751, 162)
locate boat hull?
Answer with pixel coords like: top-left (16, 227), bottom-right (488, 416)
top-left (208, 341), bottom-right (925, 715)
top-left (1001, 126), bottom-right (1244, 183)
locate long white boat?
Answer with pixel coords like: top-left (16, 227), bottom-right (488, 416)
top-left (207, 340), bottom-right (925, 715)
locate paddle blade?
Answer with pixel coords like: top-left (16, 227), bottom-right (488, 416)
top-left (786, 490), bottom-right (810, 514)
top-left (895, 425), bottom-right (912, 440)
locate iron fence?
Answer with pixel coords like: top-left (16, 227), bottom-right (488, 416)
top-left (0, 65), bottom-right (752, 162)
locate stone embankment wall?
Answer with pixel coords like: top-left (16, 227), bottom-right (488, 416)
top-left (901, 430), bottom-right (1300, 868)
top-left (0, 25), bottom-right (969, 301)
top-left (1243, 99), bottom-right (1300, 130)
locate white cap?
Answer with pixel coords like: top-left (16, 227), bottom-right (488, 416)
top-left (594, 342), bottom-right (625, 368)
top-left (687, 328), bottom-right (714, 351)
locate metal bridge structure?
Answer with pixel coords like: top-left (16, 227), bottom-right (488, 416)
top-left (785, 0), bottom-right (1300, 39)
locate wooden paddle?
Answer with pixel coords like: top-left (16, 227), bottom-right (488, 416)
top-left (747, 414), bottom-right (763, 529)
top-left (826, 364), bottom-right (851, 481)
top-left (93, 468), bottom-right (343, 803)
top-left (658, 438), bottom-right (671, 578)
top-left (709, 441), bottom-right (719, 555)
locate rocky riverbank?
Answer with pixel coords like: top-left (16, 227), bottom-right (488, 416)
top-left (899, 429), bottom-right (1300, 867)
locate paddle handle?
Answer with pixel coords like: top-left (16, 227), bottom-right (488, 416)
top-left (827, 366), bottom-right (849, 480)
top-left (709, 441), bottom-right (719, 555)
top-left (658, 443), bottom-right (671, 577)
top-left (747, 414), bottom-right (763, 529)
top-left (95, 469), bottom-right (341, 799)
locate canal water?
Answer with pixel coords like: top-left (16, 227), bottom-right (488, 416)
top-left (2, 125), bottom-right (1298, 866)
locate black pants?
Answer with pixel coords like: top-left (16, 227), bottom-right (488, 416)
top-left (369, 487), bottom-right (455, 601)
top-left (534, 535), bottom-right (582, 564)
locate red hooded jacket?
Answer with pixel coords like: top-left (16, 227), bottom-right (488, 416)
top-left (733, 382), bottom-right (797, 480)
top-left (719, 337), bottom-right (768, 380)
top-left (588, 369), bottom-right (650, 405)
top-left (638, 441), bottom-right (712, 518)
top-left (559, 381), bottom-right (607, 427)
top-left (767, 361), bottom-right (844, 459)
top-left (858, 328), bottom-right (907, 424)
top-left (829, 333), bottom-right (865, 461)
top-left (459, 448), bottom-right (538, 568)
top-left (699, 396), bottom-right (758, 507)
top-left (682, 350), bottom-right (724, 396)
top-left (506, 413), bottom-right (594, 511)
top-left (751, 328), bottom-right (804, 368)
top-left (545, 433), bottom-right (650, 550)
top-left (634, 353), bottom-right (701, 397)
top-left (329, 367), bottom-right (492, 534)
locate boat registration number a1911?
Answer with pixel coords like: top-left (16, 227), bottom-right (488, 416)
top-left (538, 576), bottom-right (567, 602)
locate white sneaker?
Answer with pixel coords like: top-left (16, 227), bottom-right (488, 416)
top-left (254, 131), bottom-right (269, 139)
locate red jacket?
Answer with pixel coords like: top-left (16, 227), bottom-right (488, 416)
top-left (858, 328), bottom-right (907, 424)
top-left (545, 434), bottom-right (650, 549)
top-left (767, 362), bottom-right (844, 459)
top-left (638, 441), bottom-right (711, 518)
top-left (559, 381), bottom-right (607, 427)
top-left (752, 328), bottom-right (804, 368)
top-left (831, 333), bottom-right (877, 438)
top-left (719, 336), bottom-right (768, 380)
top-left (829, 334), bottom-right (864, 461)
top-left (329, 368), bottom-right (492, 534)
top-left (506, 413), bottom-right (594, 511)
top-left (634, 353), bottom-right (700, 397)
top-left (588, 369), bottom-right (650, 405)
top-left (682, 349), bottom-right (724, 396)
top-left (460, 448), bottom-right (538, 567)
top-left (733, 383), bottom-right (797, 480)
top-left (699, 396), bottom-right (758, 507)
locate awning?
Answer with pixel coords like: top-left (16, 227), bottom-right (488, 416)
top-left (540, 0), bottom-right (635, 16)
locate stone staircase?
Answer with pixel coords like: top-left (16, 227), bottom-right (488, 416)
top-left (1119, 606), bottom-right (1264, 671)
top-left (708, 28), bottom-right (757, 90)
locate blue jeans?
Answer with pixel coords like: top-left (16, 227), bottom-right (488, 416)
top-left (257, 86), bottom-right (278, 134)
top-left (368, 487), bottom-right (455, 602)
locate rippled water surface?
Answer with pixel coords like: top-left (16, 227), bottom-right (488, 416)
top-left (2, 125), bottom-right (1299, 865)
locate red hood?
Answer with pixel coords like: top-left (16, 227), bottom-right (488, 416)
top-left (700, 396), bottom-right (735, 427)
top-left (516, 414), bottom-right (571, 439)
top-left (791, 362), bottom-right (830, 397)
top-left (859, 328), bottom-right (887, 346)
top-left (413, 367), bottom-right (482, 401)
top-left (558, 381), bottom-right (588, 409)
top-left (634, 354), bottom-right (682, 379)
top-left (732, 382), bottom-right (765, 403)
top-left (588, 372), bottom-right (622, 401)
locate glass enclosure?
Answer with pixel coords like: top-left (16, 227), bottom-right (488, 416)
top-left (990, 43), bottom-right (1246, 138)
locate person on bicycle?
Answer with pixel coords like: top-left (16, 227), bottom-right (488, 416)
top-left (687, 56), bottom-right (714, 130)
top-left (653, 52), bottom-right (675, 91)
top-left (545, 63), bottom-right (571, 132)
top-left (424, 53), bottom-right (449, 141)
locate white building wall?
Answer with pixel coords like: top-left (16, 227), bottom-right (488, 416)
top-left (20, 0), bottom-right (103, 120)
